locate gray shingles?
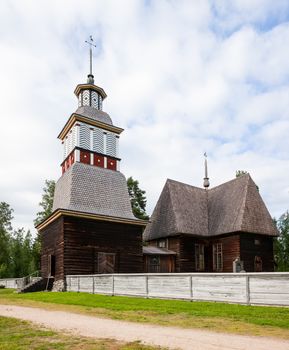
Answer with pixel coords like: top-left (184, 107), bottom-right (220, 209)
top-left (75, 106), bottom-right (113, 125)
top-left (144, 174), bottom-right (278, 241)
top-left (143, 246), bottom-right (176, 255)
top-left (53, 162), bottom-right (135, 220)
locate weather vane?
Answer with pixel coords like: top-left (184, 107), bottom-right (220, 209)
top-left (85, 35), bottom-right (96, 80)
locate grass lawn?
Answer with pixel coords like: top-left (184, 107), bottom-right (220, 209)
top-left (0, 315), bottom-right (165, 350)
top-left (1, 289), bottom-right (289, 339)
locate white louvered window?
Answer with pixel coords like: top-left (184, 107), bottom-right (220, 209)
top-left (99, 95), bottom-right (102, 110)
top-left (63, 139), bottom-right (67, 159)
top-left (79, 123), bottom-right (91, 150)
top-left (106, 133), bottom-right (117, 157)
top-left (82, 90), bottom-right (90, 106)
top-left (93, 127), bottom-right (104, 153)
top-left (91, 91), bottom-right (99, 109)
top-left (72, 126), bottom-right (76, 149)
top-left (78, 93), bottom-right (82, 107)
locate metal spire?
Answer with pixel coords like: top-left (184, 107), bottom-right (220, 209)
top-left (85, 35), bottom-right (96, 84)
top-left (203, 152), bottom-right (210, 189)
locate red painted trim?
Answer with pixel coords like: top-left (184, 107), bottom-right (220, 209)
top-left (94, 154), bottom-right (104, 168)
top-left (107, 157), bottom-right (117, 171)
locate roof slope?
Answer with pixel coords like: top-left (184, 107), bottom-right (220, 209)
top-left (143, 179), bottom-right (208, 241)
top-left (53, 162), bottom-right (135, 220)
top-left (75, 106), bottom-right (113, 125)
top-left (144, 174), bottom-right (278, 240)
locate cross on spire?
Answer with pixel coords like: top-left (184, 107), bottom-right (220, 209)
top-left (85, 35), bottom-right (96, 84)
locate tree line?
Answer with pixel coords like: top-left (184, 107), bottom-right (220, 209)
top-left (0, 202), bottom-right (40, 278)
top-left (1, 176), bottom-right (289, 278)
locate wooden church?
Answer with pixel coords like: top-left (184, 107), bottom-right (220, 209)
top-left (143, 158), bottom-right (278, 273)
top-left (36, 41), bottom-right (147, 289)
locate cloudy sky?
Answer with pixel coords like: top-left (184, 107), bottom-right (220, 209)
top-left (0, 0), bottom-right (289, 233)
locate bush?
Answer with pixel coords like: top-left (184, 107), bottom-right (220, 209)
top-left (0, 285), bottom-right (5, 289)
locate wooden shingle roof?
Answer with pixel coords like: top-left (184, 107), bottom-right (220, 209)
top-left (143, 174), bottom-right (278, 241)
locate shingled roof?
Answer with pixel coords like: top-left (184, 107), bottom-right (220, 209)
top-left (75, 106), bottom-right (113, 125)
top-left (143, 174), bottom-right (278, 241)
top-left (53, 162), bottom-right (135, 220)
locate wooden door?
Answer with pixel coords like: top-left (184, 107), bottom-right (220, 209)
top-left (98, 252), bottom-right (116, 274)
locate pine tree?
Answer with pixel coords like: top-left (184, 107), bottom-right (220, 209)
top-left (274, 211), bottom-right (289, 271)
top-left (0, 202), bottom-right (13, 278)
top-left (127, 177), bottom-right (149, 220)
top-left (34, 180), bottom-right (55, 226)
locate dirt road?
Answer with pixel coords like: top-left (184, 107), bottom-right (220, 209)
top-left (0, 305), bottom-right (289, 350)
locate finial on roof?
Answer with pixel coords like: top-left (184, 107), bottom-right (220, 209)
top-left (203, 152), bottom-right (210, 189)
top-left (85, 35), bottom-right (96, 84)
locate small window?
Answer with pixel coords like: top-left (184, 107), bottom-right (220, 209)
top-left (254, 239), bottom-right (261, 245)
top-left (158, 240), bottom-right (167, 248)
top-left (213, 243), bottom-right (223, 272)
top-left (195, 244), bottom-right (205, 271)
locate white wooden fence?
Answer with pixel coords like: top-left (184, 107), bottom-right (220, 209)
top-left (66, 272), bottom-right (289, 306)
top-left (0, 278), bottom-right (24, 289)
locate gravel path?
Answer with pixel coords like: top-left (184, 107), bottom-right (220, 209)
top-left (1, 305), bottom-right (289, 350)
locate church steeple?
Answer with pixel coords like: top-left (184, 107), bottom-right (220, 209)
top-left (74, 36), bottom-right (106, 110)
top-left (58, 37), bottom-right (122, 175)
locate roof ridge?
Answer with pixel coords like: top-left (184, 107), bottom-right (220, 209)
top-left (210, 173), bottom-right (250, 191)
top-left (166, 178), bottom-right (205, 192)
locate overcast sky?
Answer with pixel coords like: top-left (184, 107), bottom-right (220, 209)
top-left (0, 0), bottom-right (289, 234)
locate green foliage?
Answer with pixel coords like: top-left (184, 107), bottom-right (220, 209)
top-left (236, 170), bottom-right (249, 177)
top-left (274, 211), bottom-right (289, 271)
top-left (0, 202), bottom-right (13, 278)
top-left (34, 179), bottom-right (55, 226)
top-left (127, 177), bottom-right (149, 220)
top-left (0, 202), bottom-right (40, 278)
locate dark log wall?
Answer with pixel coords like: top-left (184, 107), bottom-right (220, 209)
top-left (240, 234), bottom-right (274, 272)
top-left (63, 216), bottom-right (143, 275)
top-left (40, 217), bottom-right (64, 280)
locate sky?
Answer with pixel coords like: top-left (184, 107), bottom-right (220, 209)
top-left (0, 0), bottom-right (289, 234)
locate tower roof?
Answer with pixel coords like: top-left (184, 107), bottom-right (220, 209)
top-left (75, 106), bottom-right (112, 125)
top-left (143, 174), bottom-right (278, 241)
top-left (53, 162), bottom-right (135, 220)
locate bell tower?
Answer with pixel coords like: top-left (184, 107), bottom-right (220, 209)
top-left (37, 36), bottom-right (147, 287)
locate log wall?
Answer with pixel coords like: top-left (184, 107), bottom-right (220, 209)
top-left (63, 216), bottom-right (143, 276)
top-left (66, 272), bottom-right (289, 306)
top-left (41, 217), bottom-right (64, 280)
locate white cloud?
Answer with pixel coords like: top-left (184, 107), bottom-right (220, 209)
top-left (0, 0), bottom-right (288, 233)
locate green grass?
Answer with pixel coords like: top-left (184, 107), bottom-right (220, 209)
top-left (1, 288), bottom-right (289, 339)
top-left (0, 315), bottom-right (166, 350)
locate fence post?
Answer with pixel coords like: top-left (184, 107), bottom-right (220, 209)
top-left (112, 275), bottom-right (115, 296)
top-left (246, 275), bottom-right (250, 305)
top-left (145, 275), bottom-right (149, 298)
top-left (78, 276), bottom-right (80, 293)
top-left (92, 276), bottom-right (95, 294)
top-left (190, 275), bottom-right (193, 301)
